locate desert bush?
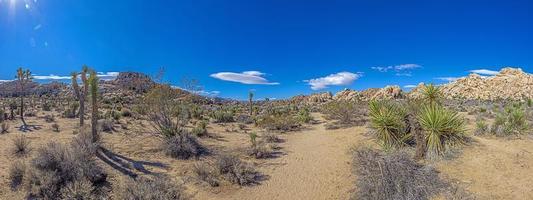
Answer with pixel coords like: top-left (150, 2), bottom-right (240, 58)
top-left (369, 100), bottom-right (409, 149)
top-left (192, 120), bottom-right (208, 137)
top-left (63, 102), bottom-right (79, 118)
top-left (60, 178), bottom-right (96, 200)
top-left (474, 118), bottom-right (489, 136)
top-left (51, 123), bottom-right (60, 132)
top-left (1, 122), bottom-right (9, 133)
top-left (121, 108), bottom-right (132, 117)
top-left (193, 163), bottom-right (220, 187)
top-left (42, 101), bottom-right (52, 111)
top-left (163, 132), bottom-right (205, 159)
top-left (0, 109), bottom-right (5, 122)
top-left (248, 141), bottom-right (273, 159)
top-left (352, 147), bottom-right (448, 200)
top-left (236, 114), bottom-right (254, 124)
top-left (11, 135), bottom-right (31, 157)
top-left (211, 109), bottom-right (235, 123)
top-left (262, 132), bottom-right (281, 143)
top-left (98, 119), bottom-right (115, 132)
top-left (418, 104), bottom-right (466, 156)
top-left (190, 104), bottom-right (204, 120)
top-left (215, 154), bottom-right (260, 186)
top-left (144, 85), bottom-right (190, 138)
top-left (257, 114), bottom-right (300, 132)
top-left (322, 101), bottom-right (362, 124)
top-left (9, 160), bottom-right (26, 190)
top-left (26, 141), bottom-right (107, 199)
top-left (115, 176), bottom-right (187, 200)
top-left (44, 114), bottom-right (55, 123)
top-left (24, 110), bottom-right (37, 117)
top-left (296, 108), bottom-right (313, 123)
top-left (490, 104), bottom-right (528, 136)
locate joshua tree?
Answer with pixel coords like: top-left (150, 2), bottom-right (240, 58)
top-left (421, 83), bottom-right (441, 105)
top-left (248, 91), bottom-right (254, 116)
top-left (16, 68), bottom-right (32, 129)
top-left (80, 66), bottom-right (89, 125)
top-left (71, 72), bottom-right (81, 124)
top-left (88, 70), bottom-right (99, 142)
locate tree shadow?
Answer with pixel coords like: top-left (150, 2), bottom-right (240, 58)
top-left (96, 146), bottom-right (169, 179)
top-left (17, 124), bottom-right (43, 132)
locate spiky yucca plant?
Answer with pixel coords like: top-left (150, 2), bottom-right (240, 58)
top-left (418, 104), bottom-right (466, 156)
top-left (421, 83), bottom-right (441, 105)
top-left (369, 100), bottom-right (409, 149)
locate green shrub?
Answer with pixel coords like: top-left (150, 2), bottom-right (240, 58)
top-left (192, 120), bottom-right (208, 137)
top-left (490, 104), bottom-right (528, 136)
top-left (418, 104), bottom-right (466, 156)
top-left (322, 101), bottom-right (362, 124)
top-left (257, 114), bottom-right (300, 132)
top-left (296, 108), bottom-right (313, 123)
top-left (211, 109), bottom-right (235, 123)
top-left (121, 108), bottom-right (132, 117)
top-left (215, 154), bottom-right (260, 186)
top-left (52, 123), bottom-right (60, 132)
top-left (368, 100), bottom-right (409, 149)
top-left (474, 119), bottom-right (488, 136)
top-left (63, 102), bottom-right (79, 118)
top-left (42, 102), bottom-right (52, 111)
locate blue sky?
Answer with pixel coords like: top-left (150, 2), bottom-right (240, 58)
top-left (1, 0), bottom-right (532, 100)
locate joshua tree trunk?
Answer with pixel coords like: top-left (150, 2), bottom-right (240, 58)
top-left (408, 113), bottom-right (426, 160)
top-left (89, 70), bottom-right (99, 142)
top-left (81, 68), bottom-right (89, 126)
top-left (20, 95), bottom-right (27, 127)
top-left (249, 91), bottom-right (253, 116)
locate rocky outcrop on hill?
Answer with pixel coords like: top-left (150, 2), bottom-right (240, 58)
top-left (292, 85), bottom-right (405, 105)
top-left (410, 67), bottom-right (533, 101)
top-left (110, 72), bottom-right (156, 93)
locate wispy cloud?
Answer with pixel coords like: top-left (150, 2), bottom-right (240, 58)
top-left (96, 72), bottom-right (120, 80)
top-left (403, 85), bottom-right (417, 88)
top-left (31, 72), bottom-right (119, 81)
top-left (0, 79), bottom-right (14, 83)
top-left (468, 69), bottom-right (499, 76)
top-left (210, 71), bottom-right (279, 85)
top-left (372, 64), bottom-right (422, 74)
top-left (305, 72), bottom-right (362, 90)
top-left (171, 85), bottom-right (220, 97)
top-left (435, 77), bottom-right (462, 82)
top-left (33, 74), bottom-right (71, 80)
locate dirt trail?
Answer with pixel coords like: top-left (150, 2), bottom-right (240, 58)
top-left (212, 117), bottom-right (370, 200)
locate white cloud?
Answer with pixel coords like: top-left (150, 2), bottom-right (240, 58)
top-left (372, 64), bottom-right (421, 73)
top-left (403, 85), bottom-right (417, 88)
top-left (469, 69), bottom-right (499, 76)
top-left (171, 85), bottom-right (220, 97)
top-left (210, 71), bottom-right (279, 85)
top-left (0, 79), bottom-right (14, 83)
top-left (435, 77), bottom-right (462, 82)
top-left (33, 74), bottom-right (71, 80)
top-left (96, 72), bottom-right (119, 80)
top-left (305, 72), bottom-right (362, 90)
top-left (31, 72), bottom-right (119, 81)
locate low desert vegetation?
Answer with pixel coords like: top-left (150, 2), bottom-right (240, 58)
top-left (489, 104), bottom-right (529, 136)
top-left (11, 135), bottom-right (31, 157)
top-left (351, 147), bottom-right (464, 200)
top-left (322, 100), bottom-right (366, 127)
top-left (194, 154), bottom-right (261, 187)
top-left (369, 84), bottom-right (467, 158)
top-left (115, 176), bottom-right (187, 200)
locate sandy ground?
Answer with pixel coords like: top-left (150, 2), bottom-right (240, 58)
top-left (193, 116), bottom-right (372, 200)
top-left (1, 112), bottom-right (533, 200)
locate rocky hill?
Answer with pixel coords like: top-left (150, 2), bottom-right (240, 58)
top-left (410, 67), bottom-right (533, 101)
